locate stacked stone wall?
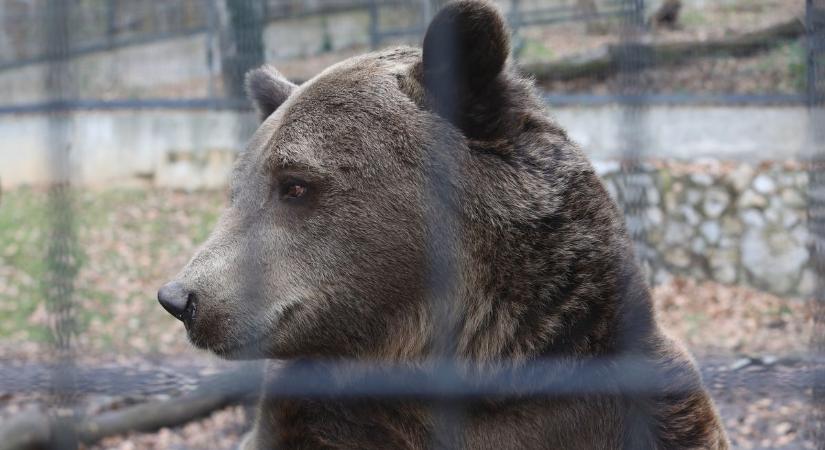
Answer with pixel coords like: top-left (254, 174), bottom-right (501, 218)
top-left (599, 160), bottom-right (811, 297)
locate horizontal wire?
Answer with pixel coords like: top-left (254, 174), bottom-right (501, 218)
top-left (1, 356), bottom-right (820, 399)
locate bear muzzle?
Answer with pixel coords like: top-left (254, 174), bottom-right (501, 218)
top-left (157, 280), bottom-right (197, 325)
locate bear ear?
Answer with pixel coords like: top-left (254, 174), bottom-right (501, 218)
top-left (421, 0), bottom-right (510, 106)
top-left (244, 65), bottom-right (297, 122)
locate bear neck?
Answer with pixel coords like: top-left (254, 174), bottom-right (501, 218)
top-left (447, 115), bottom-right (657, 364)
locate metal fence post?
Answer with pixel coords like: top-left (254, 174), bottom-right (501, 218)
top-left (105, 0), bottom-right (118, 44)
top-left (205, 0), bottom-right (219, 104)
top-left (806, 0), bottom-right (825, 445)
top-left (217, 0), bottom-right (266, 101)
top-left (616, 0), bottom-right (654, 278)
top-left (44, 0), bottom-right (81, 448)
top-left (369, 0), bottom-right (380, 50)
top-left (421, 0), bottom-right (432, 30)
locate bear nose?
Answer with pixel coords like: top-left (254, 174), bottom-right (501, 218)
top-left (157, 281), bottom-right (194, 322)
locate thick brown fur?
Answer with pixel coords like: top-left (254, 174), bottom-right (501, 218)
top-left (161, 1), bottom-right (728, 448)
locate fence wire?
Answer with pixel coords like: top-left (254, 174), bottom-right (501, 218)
top-left (0, 0), bottom-right (810, 113)
top-left (807, 1), bottom-right (825, 447)
top-left (0, 0), bottom-right (823, 449)
top-left (42, 1), bottom-right (81, 449)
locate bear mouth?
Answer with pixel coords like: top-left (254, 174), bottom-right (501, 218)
top-left (182, 296), bottom-right (197, 329)
top-left (187, 323), bottom-right (268, 360)
top-left (210, 337), bottom-right (265, 360)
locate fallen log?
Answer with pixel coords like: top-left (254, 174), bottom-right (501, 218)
top-left (0, 366), bottom-right (261, 450)
top-left (520, 16), bottom-right (805, 82)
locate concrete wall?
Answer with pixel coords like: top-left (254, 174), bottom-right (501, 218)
top-left (0, 34), bottom-right (215, 106)
top-left (0, 105), bottom-right (809, 189)
top-left (0, 9), bottom-right (375, 105)
top-left (0, 109), bottom-right (254, 189)
top-left (553, 106), bottom-right (811, 161)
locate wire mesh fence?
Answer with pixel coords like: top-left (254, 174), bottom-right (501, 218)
top-left (0, 0), bottom-right (811, 112)
top-left (0, 0), bottom-right (823, 449)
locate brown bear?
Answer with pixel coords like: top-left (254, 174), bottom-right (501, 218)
top-left (158, 1), bottom-right (728, 448)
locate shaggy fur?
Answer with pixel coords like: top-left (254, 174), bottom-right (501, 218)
top-left (159, 1), bottom-right (728, 448)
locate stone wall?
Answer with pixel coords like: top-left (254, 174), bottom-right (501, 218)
top-left (598, 160), bottom-right (811, 297)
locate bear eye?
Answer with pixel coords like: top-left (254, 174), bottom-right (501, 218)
top-left (279, 178), bottom-right (309, 201)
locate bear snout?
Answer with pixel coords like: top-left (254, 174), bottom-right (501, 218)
top-left (157, 281), bottom-right (197, 324)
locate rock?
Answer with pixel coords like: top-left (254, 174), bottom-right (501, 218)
top-left (664, 247), bottom-right (691, 268)
top-left (691, 236), bottom-right (706, 253)
top-left (680, 205), bottom-right (700, 226)
top-left (782, 210), bottom-right (801, 228)
top-left (741, 209), bottom-right (765, 228)
top-left (742, 228), bottom-right (809, 294)
top-left (703, 188), bottom-right (730, 218)
top-left (589, 163), bottom-right (816, 295)
top-left (764, 197), bottom-right (787, 224)
top-left (780, 188), bottom-right (805, 208)
top-left (685, 188), bottom-right (702, 205)
top-left (791, 225), bottom-right (807, 246)
top-left (721, 216), bottom-right (742, 236)
top-left (777, 173), bottom-right (798, 188)
top-left (718, 236), bottom-right (737, 249)
top-left (701, 221), bottom-right (721, 243)
top-left (752, 173), bottom-right (776, 195)
top-left (728, 164), bottom-right (754, 191)
top-left (646, 186), bottom-right (661, 205)
top-left (738, 190), bottom-right (767, 209)
top-left (671, 180), bottom-right (684, 195)
top-left (664, 221), bottom-right (693, 246)
top-left (689, 262), bottom-right (708, 279)
top-left (713, 262), bottom-right (738, 284)
top-left (707, 248), bottom-right (738, 284)
top-left (646, 207), bottom-right (663, 226)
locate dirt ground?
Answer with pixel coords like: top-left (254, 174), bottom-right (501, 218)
top-left (0, 188), bottom-right (818, 449)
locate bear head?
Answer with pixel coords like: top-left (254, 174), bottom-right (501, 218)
top-left (158, 0), bottom-right (628, 363)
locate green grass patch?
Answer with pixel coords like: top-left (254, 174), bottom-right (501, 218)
top-left (515, 38), bottom-right (556, 63)
top-left (0, 187), bottom-right (223, 347)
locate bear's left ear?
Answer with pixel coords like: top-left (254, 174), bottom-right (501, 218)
top-left (421, 0), bottom-right (510, 132)
top-left (245, 65), bottom-right (297, 122)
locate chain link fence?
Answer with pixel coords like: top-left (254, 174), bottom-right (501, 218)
top-left (0, 0), bottom-right (824, 449)
top-left (0, 0), bottom-right (811, 112)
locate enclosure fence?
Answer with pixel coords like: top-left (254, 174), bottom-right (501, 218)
top-left (0, 0), bottom-right (824, 449)
top-left (0, 0), bottom-right (813, 114)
